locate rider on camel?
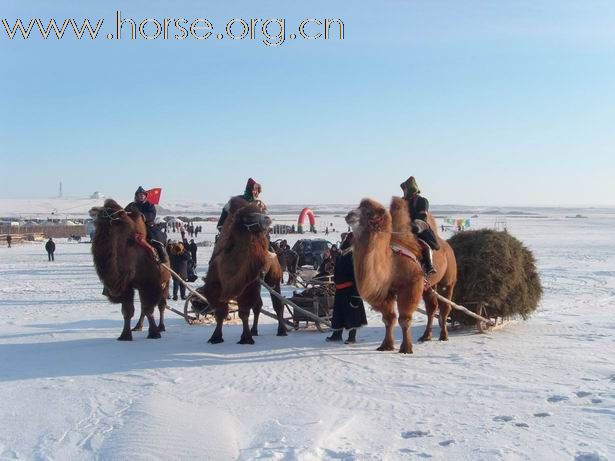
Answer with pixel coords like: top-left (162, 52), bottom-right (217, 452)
top-left (216, 178), bottom-right (263, 231)
top-left (126, 186), bottom-right (166, 261)
top-left (400, 176), bottom-right (440, 275)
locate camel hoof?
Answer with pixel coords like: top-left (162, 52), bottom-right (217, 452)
top-left (376, 345), bottom-right (395, 352)
top-left (131, 326), bottom-right (143, 332)
top-left (250, 328), bottom-right (259, 336)
top-left (117, 334), bottom-right (133, 341)
top-left (208, 336), bottom-right (224, 344)
top-left (147, 331), bottom-right (161, 339)
top-left (439, 336), bottom-right (449, 342)
top-left (238, 337), bottom-right (255, 345)
top-left (399, 346), bottom-right (414, 354)
top-left (158, 324), bottom-right (166, 332)
top-left (418, 335), bottom-right (432, 343)
top-left (277, 330), bottom-right (288, 337)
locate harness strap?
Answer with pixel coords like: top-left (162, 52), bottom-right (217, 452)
top-left (390, 243), bottom-right (420, 265)
top-left (390, 243), bottom-right (432, 292)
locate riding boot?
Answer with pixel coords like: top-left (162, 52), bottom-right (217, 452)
top-left (345, 328), bottom-right (357, 344)
top-left (326, 330), bottom-right (343, 342)
top-left (151, 240), bottom-right (167, 263)
top-left (135, 233), bottom-right (159, 262)
top-left (422, 247), bottom-right (437, 275)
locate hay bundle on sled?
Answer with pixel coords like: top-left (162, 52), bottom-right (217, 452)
top-left (448, 229), bottom-right (542, 326)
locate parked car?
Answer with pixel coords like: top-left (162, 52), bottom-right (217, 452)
top-left (292, 238), bottom-right (333, 269)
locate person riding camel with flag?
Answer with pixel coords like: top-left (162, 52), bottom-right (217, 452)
top-left (400, 176), bottom-right (440, 275)
top-left (126, 186), bottom-right (166, 261)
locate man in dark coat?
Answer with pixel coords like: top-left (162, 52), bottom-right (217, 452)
top-left (326, 233), bottom-right (367, 344)
top-left (188, 239), bottom-right (198, 265)
top-left (6, 235), bottom-right (11, 248)
top-left (126, 186), bottom-right (166, 260)
top-left (217, 178), bottom-right (262, 231)
top-left (169, 242), bottom-right (192, 300)
top-left (400, 176), bottom-right (440, 275)
top-left (45, 238), bottom-right (56, 261)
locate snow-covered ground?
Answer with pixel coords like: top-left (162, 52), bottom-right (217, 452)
top-left (0, 212), bottom-right (614, 460)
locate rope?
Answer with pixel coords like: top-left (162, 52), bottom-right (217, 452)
top-left (429, 289), bottom-right (496, 327)
top-left (100, 208), bottom-right (124, 221)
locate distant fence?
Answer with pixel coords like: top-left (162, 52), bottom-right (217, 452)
top-left (0, 225), bottom-right (87, 241)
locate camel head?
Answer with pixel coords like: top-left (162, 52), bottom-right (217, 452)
top-left (89, 199), bottom-right (144, 235)
top-left (346, 198), bottom-right (391, 238)
top-left (89, 199), bottom-right (127, 225)
top-left (228, 197), bottom-right (272, 235)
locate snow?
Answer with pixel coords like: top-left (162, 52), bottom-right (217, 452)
top-left (1, 211), bottom-right (614, 460)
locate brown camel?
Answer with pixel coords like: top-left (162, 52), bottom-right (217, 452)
top-left (345, 197), bottom-right (457, 353)
top-left (202, 197), bottom-right (287, 344)
top-left (90, 199), bottom-right (171, 341)
top-left (271, 241), bottom-right (299, 285)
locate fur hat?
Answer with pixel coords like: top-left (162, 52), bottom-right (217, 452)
top-left (243, 178), bottom-right (262, 200)
top-left (245, 178), bottom-right (257, 190)
top-left (400, 176), bottom-right (420, 197)
top-left (135, 186), bottom-right (147, 198)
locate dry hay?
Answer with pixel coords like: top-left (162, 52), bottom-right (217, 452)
top-left (447, 229), bottom-right (542, 325)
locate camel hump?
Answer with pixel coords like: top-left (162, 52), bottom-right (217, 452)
top-left (103, 198), bottom-right (122, 210)
top-left (390, 197), bottom-right (411, 233)
top-left (426, 212), bottom-right (440, 238)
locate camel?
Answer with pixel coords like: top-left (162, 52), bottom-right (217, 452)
top-left (271, 241), bottom-right (299, 285)
top-left (90, 199), bottom-right (171, 341)
top-left (202, 197), bottom-right (287, 344)
top-left (345, 197), bottom-right (457, 353)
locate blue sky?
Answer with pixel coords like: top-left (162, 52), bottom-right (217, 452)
top-left (1, 1), bottom-right (614, 206)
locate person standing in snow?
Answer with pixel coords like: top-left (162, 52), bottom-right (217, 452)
top-left (188, 239), bottom-right (198, 265)
top-left (169, 240), bottom-right (192, 300)
top-left (326, 232), bottom-right (367, 344)
top-left (6, 235), bottom-right (12, 248)
top-left (45, 237), bottom-right (56, 261)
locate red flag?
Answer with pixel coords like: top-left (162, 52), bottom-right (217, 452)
top-left (147, 188), bottom-right (162, 205)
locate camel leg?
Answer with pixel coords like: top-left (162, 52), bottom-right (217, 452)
top-left (376, 299), bottom-right (396, 351)
top-left (250, 298), bottom-right (262, 337)
top-left (118, 292), bottom-right (135, 341)
top-left (237, 306), bottom-right (255, 345)
top-left (132, 310), bottom-right (145, 332)
top-left (208, 304), bottom-right (228, 344)
top-left (437, 284), bottom-right (455, 341)
top-left (250, 306), bottom-right (261, 337)
top-left (418, 289), bottom-right (439, 343)
top-left (157, 296), bottom-right (167, 332)
top-left (146, 311), bottom-right (161, 339)
top-left (397, 287), bottom-right (421, 354)
top-left (265, 274), bottom-right (288, 337)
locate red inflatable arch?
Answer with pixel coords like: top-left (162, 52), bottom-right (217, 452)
top-left (298, 208), bottom-right (316, 233)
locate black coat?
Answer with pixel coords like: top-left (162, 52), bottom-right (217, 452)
top-left (331, 250), bottom-right (367, 330)
top-left (170, 251), bottom-right (192, 280)
top-left (127, 200), bottom-right (156, 226)
top-left (45, 240), bottom-right (55, 253)
top-left (188, 242), bottom-right (198, 262)
top-left (406, 195), bottom-right (429, 221)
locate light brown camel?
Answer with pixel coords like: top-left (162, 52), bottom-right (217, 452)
top-left (202, 197), bottom-right (287, 344)
top-left (90, 199), bottom-right (171, 341)
top-left (345, 197), bottom-right (457, 353)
